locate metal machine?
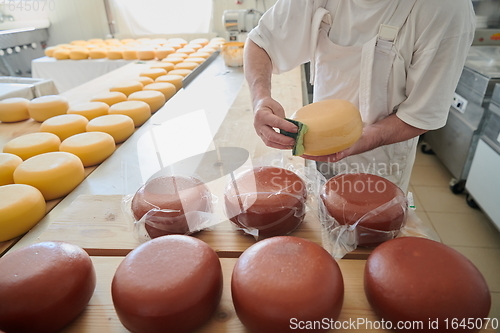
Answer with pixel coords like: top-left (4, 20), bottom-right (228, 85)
top-left (222, 9), bottom-right (262, 42)
top-left (472, 0), bottom-right (500, 46)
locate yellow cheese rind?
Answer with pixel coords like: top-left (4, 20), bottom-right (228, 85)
top-left (155, 74), bottom-right (183, 91)
top-left (163, 57), bottom-right (184, 65)
top-left (108, 101), bottom-right (151, 127)
top-left (89, 48), bottom-right (107, 59)
top-left (128, 90), bottom-right (166, 113)
top-left (0, 153), bottom-right (23, 186)
top-left (28, 95), bottom-right (69, 122)
top-left (137, 48), bottom-right (156, 60)
top-left (53, 48), bottom-right (70, 60)
top-left (0, 97), bottom-right (30, 123)
top-left (107, 49), bottom-right (124, 60)
top-left (168, 69), bottom-right (192, 77)
top-left (86, 114), bottom-right (135, 143)
top-left (122, 49), bottom-right (138, 60)
top-left (90, 91), bottom-right (127, 106)
top-left (13, 151), bottom-right (85, 201)
top-left (174, 62), bottom-right (198, 70)
top-left (0, 184), bottom-right (46, 242)
top-left (67, 101), bottom-right (109, 120)
top-left (151, 62), bottom-right (175, 72)
top-left (60, 132), bottom-right (116, 167)
top-left (40, 114), bottom-right (89, 141)
top-left (3, 132), bottom-right (61, 160)
top-left (44, 46), bottom-right (57, 57)
top-left (291, 99), bottom-right (363, 156)
top-left (69, 48), bottom-right (89, 60)
top-left (110, 81), bottom-right (143, 97)
top-left (188, 52), bottom-right (211, 59)
top-left (140, 68), bottom-right (167, 80)
top-left (143, 82), bottom-right (176, 101)
top-left (135, 77), bottom-right (154, 86)
top-left (155, 47), bottom-right (175, 60)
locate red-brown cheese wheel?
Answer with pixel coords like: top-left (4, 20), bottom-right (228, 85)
top-left (321, 173), bottom-right (407, 247)
top-left (112, 235), bottom-right (223, 333)
top-left (224, 166), bottom-right (307, 238)
top-left (131, 175), bottom-right (211, 238)
top-left (0, 241), bottom-right (96, 333)
top-left (232, 236), bottom-right (344, 333)
top-left (364, 237), bottom-right (491, 333)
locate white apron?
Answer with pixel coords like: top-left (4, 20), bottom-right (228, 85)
top-left (311, 0), bottom-right (418, 193)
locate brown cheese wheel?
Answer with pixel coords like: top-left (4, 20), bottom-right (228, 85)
top-left (131, 175), bottom-right (212, 238)
top-left (365, 237), bottom-right (491, 333)
top-left (232, 236), bottom-right (344, 333)
top-left (321, 173), bottom-right (407, 247)
top-left (112, 235), bottom-right (223, 333)
top-left (224, 166), bottom-right (306, 238)
top-left (0, 241), bottom-right (96, 333)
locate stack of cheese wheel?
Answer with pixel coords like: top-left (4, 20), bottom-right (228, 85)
top-left (0, 97), bottom-right (30, 123)
top-left (40, 114), bottom-right (89, 140)
top-left (60, 132), bottom-right (116, 167)
top-left (108, 101), bottom-right (151, 127)
top-left (112, 235), bottom-right (223, 333)
top-left (321, 173), bottom-right (407, 247)
top-left (232, 236), bottom-right (344, 333)
top-left (28, 95), bottom-right (69, 122)
top-left (3, 132), bottom-right (61, 160)
top-left (365, 237), bottom-right (491, 332)
top-left (131, 175), bottom-right (212, 238)
top-left (0, 153), bottom-right (22, 186)
top-left (0, 241), bottom-right (96, 332)
top-left (224, 166), bottom-right (307, 239)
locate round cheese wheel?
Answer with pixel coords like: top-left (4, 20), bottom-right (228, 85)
top-left (14, 152), bottom-right (85, 200)
top-left (70, 40), bottom-right (88, 46)
top-left (168, 38), bottom-right (187, 46)
top-left (150, 62), bottom-right (174, 72)
top-left (189, 52), bottom-right (211, 59)
top-left (89, 48), bottom-right (107, 59)
top-left (232, 236), bottom-right (344, 333)
top-left (108, 101), bottom-right (150, 127)
top-left (44, 46), bottom-right (57, 57)
top-left (190, 38), bottom-right (209, 46)
top-left (365, 237), bottom-right (491, 332)
top-left (139, 68), bottom-right (167, 80)
top-left (86, 114), bottom-right (134, 143)
top-left (112, 235), bottom-right (222, 333)
top-left (60, 132), bottom-right (116, 167)
top-left (121, 39), bottom-right (135, 44)
top-left (291, 99), bottom-right (363, 156)
top-left (128, 90), bottom-right (166, 113)
top-left (69, 48), bottom-right (89, 60)
top-left (134, 76), bottom-right (154, 86)
top-left (198, 47), bottom-right (216, 54)
top-left (53, 48), bottom-right (70, 60)
top-left (90, 91), bottom-right (127, 106)
top-left (109, 81), bottom-right (143, 97)
top-left (40, 114), bottom-right (89, 141)
top-left (155, 74), bottom-right (182, 91)
top-left (67, 101), bottom-right (109, 120)
top-left (105, 38), bottom-right (121, 45)
top-left (176, 47), bottom-right (195, 55)
top-left (0, 153), bottom-right (23, 186)
top-left (224, 166), bottom-right (307, 238)
top-left (131, 175), bottom-right (212, 238)
top-left (28, 95), bottom-right (69, 122)
top-left (186, 57), bottom-right (205, 64)
top-left (3, 132), bottom-right (61, 160)
top-left (321, 173), bottom-right (407, 247)
top-left (155, 47), bottom-right (175, 60)
top-left (0, 241), bottom-right (96, 332)
top-left (0, 184), bottom-right (46, 242)
top-left (0, 97), bottom-right (30, 123)
top-left (136, 48), bottom-right (156, 60)
top-left (174, 62), bottom-right (198, 70)
top-left (167, 52), bottom-right (188, 59)
top-left (168, 69), bottom-right (192, 77)
top-left (163, 57), bottom-right (184, 65)
top-left (187, 43), bottom-right (202, 51)
top-left (122, 49), bottom-right (138, 60)
top-left (107, 49), bottom-right (123, 60)
top-left (143, 82), bottom-right (176, 101)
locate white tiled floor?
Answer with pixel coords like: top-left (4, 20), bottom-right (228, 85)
top-left (410, 143), bottom-right (500, 331)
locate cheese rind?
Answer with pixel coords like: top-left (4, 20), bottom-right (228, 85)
top-left (108, 101), bottom-right (151, 127)
top-left (174, 62), bottom-right (198, 71)
top-left (143, 83), bottom-right (177, 101)
top-left (0, 153), bottom-right (23, 186)
top-left (90, 91), bottom-right (127, 106)
top-left (136, 48), bottom-right (156, 60)
top-left (89, 48), bottom-right (107, 59)
top-left (128, 90), bottom-right (166, 113)
top-left (3, 132), bottom-right (61, 160)
top-left (151, 62), bottom-right (175, 72)
top-left (67, 101), bottom-right (109, 121)
top-left (155, 47), bottom-right (175, 60)
top-left (122, 49), bottom-right (137, 60)
top-left (110, 81), bottom-right (143, 97)
top-left (155, 74), bottom-right (183, 91)
top-left (28, 95), bottom-right (69, 122)
top-left (134, 76), bottom-right (154, 86)
top-left (40, 114), bottom-right (89, 141)
top-left (69, 48), bottom-right (89, 60)
top-left (168, 69), bottom-right (192, 77)
top-left (140, 68), bottom-right (167, 80)
top-left (0, 97), bottom-right (30, 123)
top-left (60, 132), bottom-right (116, 167)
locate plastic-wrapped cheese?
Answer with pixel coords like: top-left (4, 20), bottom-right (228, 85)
top-left (53, 49), bottom-right (70, 60)
top-left (0, 184), bottom-right (46, 242)
top-left (69, 48), bottom-right (89, 60)
top-left (155, 47), bottom-right (175, 60)
top-left (14, 152), bottom-right (85, 200)
top-left (140, 68), bottom-right (167, 80)
top-left (291, 99), bottom-right (363, 156)
top-left (134, 76), bottom-right (154, 87)
top-left (112, 235), bottom-right (222, 333)
top-left (122, 49), bottom-right (137, 60)
top-left (60, 132), bottom-right (115, 167)
top-left (150, 62), bottom-right (175, 72)
top-left (0, 153), bottom-right (23, 186)
top-left (40, 114), bottom-right (89, 141)
top-left (225, 166), bottom-right (307, 238)
top-left (86, 114), bottom-right (134, 143)
top-left (109, 81), bottom-right (143, 97)
top-left (128, 90), bottom-right (166, 113)
top-left (155, 74), bottom-right (183, 91)
top-left (28, 95), bottom-right (69, 122)
top-left (0, 241), bottom-right (96, 332)
top-left (67, 101), bottom-right (109, 120)
top-left (232, 236), bottom-right (344, 333)
top-left (108, 101), bottom-right (150, 127)
top-left (174, 62), bottom-right (198, 70)
top-left (365, 237), bottom-right (491, 332)
top-left (90, 91), bottom-right (127, 106)
top-left (168, 69), bottom-right (192, 77)
top-left (143, 82), bottom-right (176, 101)
top-left (136, 48), bottom-right (156, 60)
top-left (0, 97), bottom-right (30, 123)
top-left (3, 132), bottom-right (61, 160)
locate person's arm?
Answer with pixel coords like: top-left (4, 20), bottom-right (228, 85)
top-left (302, 113), bottom-right (427, 162)
top-left (245, 39), bottom-right (297, 150)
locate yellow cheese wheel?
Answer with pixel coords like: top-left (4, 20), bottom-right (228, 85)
top-left (107, 49), bottom-right (124, 60)
top-left (121, 39), bottom-right (136, 44)
top-left (0, 97), bottom-right (30, 123)
top-left (137, 48), bottom-right (156, 60)
top-left (143, 83), bottom-right (176, 101)
top-left (140, 68), bottom-right (167, 80)
top-left (3, 132), bottom-right (61, 160)
top-left (198, 47), bottom-right (216, 54)
top-left (163, 57), bottom-right (184, 65)
top-left (188, 52), bottom-right (210, 59)
top-left (110, 81), bottom-right (143, 97)
top-left (0, 153), bottom-right (23, 186)
top-left (86, 115), bottom-right (135, 143)
top-left (174, 62), bottom-right (197, 71)
top-left (291, 99), bottom-right (363, 156)
top-left (60, 132), bottom-right (116, 167)
top-left (176, 48), bottom-right (195, 55)
top-left (151, 62), bottom-right (174, 72)
top-left (187, 43), bottom-right (202, 51)
top-left (14, 152), bottom-right (85, 201)
top-left (166, 43), bottom-right (182, 51)
top-left (168, 69), bottom-right (192, 77)
top-left (108, 101), bottom-right (151, 127)
top-left (155, 47), bottom-right (175, 60)
top-left (105, 38), bottom-right (122, 45)
top-left (67, 101), bottom-right (109, 120)
top-left (155, 74), bottom-right (183, 91)
top-left (185, 57), bottom-right (205, 65)
top-left (134, 76), bottom-right (154, 86)
top-left (88, 38), bottom-right (104, 44)
top-left (53, 49), bottom-right (70, 60)
top-left (69, 48), bottom-right (89, 60)
top-left (128, 90), bottom-right (166, 113)
top-left (167, 52), bottom-right (188, 59)
top-left (89, 48), bottom-right (107, 59)
top-left (168, 38), bottom-right (187, 45)
top-left (44, 46), bottom-right (57, 57)
top-left (0, 184), bottom-right (46, 242)
top-left (123, 49), bottom-right (138, 60)
top-left (40, 114), bottom-right (89, 141)
top-left (28, 95), bottom-right (69, 122)
top-left (191, 38), bottom-right (209, 46)
top-left (90, 91), bottom-right (127, 106)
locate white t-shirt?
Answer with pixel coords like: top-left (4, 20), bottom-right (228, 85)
top-left (248, 0), bottom-right (475, 130)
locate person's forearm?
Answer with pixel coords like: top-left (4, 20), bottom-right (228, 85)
top-left (244, 39), bottom-right (273, 107)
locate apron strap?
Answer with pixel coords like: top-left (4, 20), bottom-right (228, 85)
top-left (378, 0), bottom-right (417, 44)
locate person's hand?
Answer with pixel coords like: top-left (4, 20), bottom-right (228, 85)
top-left (253, 96), bottom-right (298, 150)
